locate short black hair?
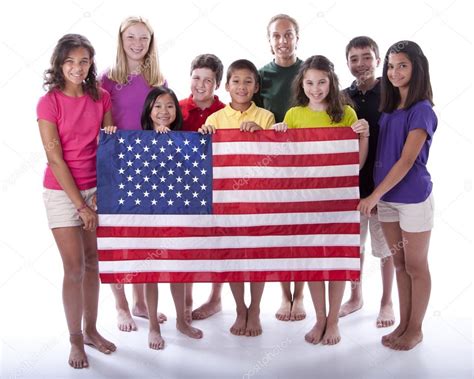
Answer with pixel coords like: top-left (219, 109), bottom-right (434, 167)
top-left (345, 36), bottom-right (380, 60)
top-left (226, 59), bottom-right (260, 84)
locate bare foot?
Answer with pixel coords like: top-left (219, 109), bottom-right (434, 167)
top-left (304, 320), bottom-right (326, 344)
top-left (148, 330), bottom-right (165, 350)
top-left (230, 309), bottom-right (247, 336)
top-left (376, 304), bottom-right (395, 328)
top-left (69, 334), bottom-right (88, 369)
top-left (132, 305), bottom-right (167, 323)
top-left (391, 330), bottom-right (423, 350)
top-left (275, 298), bottom-right (291, 321)
top-left (290, 297), bottom-right (306, 321)
top-left (83, 329), bottom-right (116, 354)
top-left (176, 320), bottom-right (203, 339)
top-left (382, 324), bottom-right (407, 347)
top-left (339, 298), bottom-right (363, 317)
top-left (322, 322), bottom-right (341, 345)
top-left (245, 307), bottom-right (262, 337)
top-left (117, 308), bottom-right (137, 332)
top-left (192, 300), bottom-right (222, 320)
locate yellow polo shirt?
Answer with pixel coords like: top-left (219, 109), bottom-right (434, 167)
top-left (284, 105), bottom-right (357, 128)
top-left (205, 102), bottom-right (275, 130)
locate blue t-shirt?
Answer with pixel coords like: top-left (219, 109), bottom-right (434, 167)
top-left (374, 100), bottom-right (437, 203)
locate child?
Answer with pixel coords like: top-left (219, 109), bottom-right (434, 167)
top-left (358, 41), bottom-right (436, 350)
top-left (255, 14), bottom-right (306, 322)
top-left (199, 59), bottom-right (275, 336)
top-left (99, 16), bottom-right (167, 332)
top-left (273, 55), bottom-right (369, 345)
top-left (37, 33), bottom-right (116, 368)
top-left (178, 54), bottom-right (226, 322)
top-left (340, 36), bottom-right (395, 328)
top-left (105, 87), bottom-right (203, 349)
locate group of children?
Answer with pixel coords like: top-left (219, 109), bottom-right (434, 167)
top-left (37, 14), bottom-right (437, 369)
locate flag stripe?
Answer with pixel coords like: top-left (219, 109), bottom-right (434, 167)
top-left (213, 176), bottom-right (359, 190)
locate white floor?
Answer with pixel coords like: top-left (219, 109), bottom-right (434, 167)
top-left (1, 244), bottom-right (472, 379)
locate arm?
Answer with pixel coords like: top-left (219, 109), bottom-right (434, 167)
top-left (358, 128), bottom-right (428, 216)
top-left (351, 119), bottom-right (370, 169)
top-left (38, 119), bottom-right (97, 231)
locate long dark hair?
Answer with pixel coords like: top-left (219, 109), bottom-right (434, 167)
top-left (141, 86), bottom-right (183, 131)
top-left (292, 55), bottom-right (350, 123)
top-left (380, 40), bottom-right (433, 113)
top-left (43, 34), bottom-right (99, 101)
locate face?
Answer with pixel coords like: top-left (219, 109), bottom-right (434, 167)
top-left (190, 68), bottom-right (217, 104)
top-left (268, 19), bottom-right (298, 62)
top-left (225, 69), bottom-right (259, 106)
top-left (347, 46), bottom-right (380, 83)
top-left (387, 53), bottom-right (413, 90)
top-left (302, 69), bottom-right (330, 108)
top-left (61, 47), bottom-right (92, 87)
top-left (150, 93), bottom-right (176, 129)
top-left (121, 23), bottom-right (151, 63)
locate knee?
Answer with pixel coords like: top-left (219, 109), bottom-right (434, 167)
top-left (405, 261), bottom-right (429, 278)
top-left (63, 261), bottom-right (85, 283)
top-left (83, 247), bottom-right (99, 273)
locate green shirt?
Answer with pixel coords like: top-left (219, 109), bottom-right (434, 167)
top-left (255, 58), bottom-right (303, 123)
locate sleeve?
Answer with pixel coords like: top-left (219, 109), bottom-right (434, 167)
top-left (98, 70), bottom-right (113, 94)
top-left (205, 112), bottom-right (217, 126)
top-left (261, 111), bottom-right (275, 129)
top-left (283, 107), bottom-right (294, 128)
top-left (100, 88), bottom-right (112, 113)
top-left (36, 93), bottom-right (58, 124)
top-left (344, 105), bottom-right (358, 126)
top-left (408, 103), bottom-right (437, 139)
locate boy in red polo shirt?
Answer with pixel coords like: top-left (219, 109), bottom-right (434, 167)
top-left (179, 54), bottom-right (225, 131)
top-left (179, 54), bottom-right (225, 321)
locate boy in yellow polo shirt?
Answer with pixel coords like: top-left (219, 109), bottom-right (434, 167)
top-left (198, 59), bottom-right (274, 337)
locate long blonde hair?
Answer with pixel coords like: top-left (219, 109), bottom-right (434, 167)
top-left (108, 16), bottom-right (165, 86)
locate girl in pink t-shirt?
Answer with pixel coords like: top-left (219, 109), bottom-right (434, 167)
top-left (37, 34), bottom-right (116, 369)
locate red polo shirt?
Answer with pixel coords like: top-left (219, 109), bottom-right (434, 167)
top-left (179, 95), bottom-right (225, 131)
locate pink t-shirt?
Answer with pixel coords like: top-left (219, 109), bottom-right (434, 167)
top-left (37, 88), bottom-right (111, 190)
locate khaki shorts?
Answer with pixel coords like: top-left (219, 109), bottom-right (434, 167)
top-left (377, 193), bottom-right (434, 233)
top-left (360, 213), bottom-right (391, 258)
top-left (43, 187), bottom-right (96, 229)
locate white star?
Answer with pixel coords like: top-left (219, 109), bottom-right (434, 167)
top-left (159, 146), bottom-right (166, 153)
top-left (184, 199), bottom-right (190, 206)
top-left (192, 146), bottom-right (198, 153)
top-left (175, 147), bottom-right (182, 153)
top-left (118, 168), bottom-right (125, 174)
top-left (118, 153), bottom-right (125, 159)
top-left (184, 169), bottom-right (190, 175)
top-left (192, 161), bottom-right (199, 168)
top-left (118, 183), bottom-right (125, 189)
top-left (143, 176), bottom-right (150, 182)
top-left (135, 168), bottom-right (141, 175)
top-left (152, 184), bottom-right (158, 190)
top-left (143, 161), bottom-right (150, 167)
top-left (184, 154), bottom-right (190, 160)
top-left (127, 160), bottom-right (133, 167)
top-left (118, 198), bottom-right (125, 204)
top-left (159, 162), bottom-right (166, 168)
top-left (184, 139), bottom-right (190, 146)
top-left (160, 176), bottom-right (166, 182)
top-left (168, 168), bottom-right (174, 176)
top-left (118, 137), bottom-right (125, 144)
top-left (192, 191), bottom-right (198, 198)
top-left (167, 199), bottom-right (174, 206)
top-left (152, 169), bottom-right (158, 175)
top-left (127, 145), bottom-right (133, 151)
top-left (135, 198), bottom-right (141, 205)
top-left (151, 199), bottom-right (157, 205)
top-left (143, 146), bottom-right (150, 152)
top-left (127, 190), bottom-right (133, 197)
top-left (134, 153), bottom-right (141, 160)
top-left (200, 153), bottom-right (207, 160)
top-left (176, 192), bottom-right (182, 198)
top-left (159, 191), bottom-right (166, 198)
top-left (143, 191), bottom-right (150, 197)
top-left (135, 183), bottom-right (141, 190)
top-left (200, 138), bottom-right (206, 145)
top-left (200, 199), bottom-right (207, 206)
top-left (151, 154), bottom-right (157, 160)
top-left (168, 184), bottom-right (174, 191)
top-left (127, 175), bottom-right (133, 182)
top-left (167, 139), bottom-right (173, 146)
top-left (135, 137), bottom-right (141, 144)
top-left (184, 184), bottom-right (190, 191)
top-left (201, 169), bottom-right (207, 175)
top-left (151, 139), bottom-right (158, 145)
top-left (176, 162), bottom-right (182, 168)
top-left (167, 154), bottom-right (174, 161)
top-left (176, 176), bottom-right (183, 183)
top-left (201, 184), bottom-right (207, 191)
top-left (192, 176), bottom-right (199, 183)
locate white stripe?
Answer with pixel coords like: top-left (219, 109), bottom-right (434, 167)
top-left (213, 187), bottom-right (359, 203)
top-left (97, 234), bottom-right (360, 250)
top-left (213, 165), bottom-right (359, 179)
top-left (99, 211), bottom-right (360, 227)
top-left (99, 257), bottom-right (360, 273)
top-left (213, 140), bottom-right (359, 156)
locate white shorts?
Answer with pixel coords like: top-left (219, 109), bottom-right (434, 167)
top-left (377, 193), bottom-right (434, 233)
top-left (43, 187), bottom-right (96, 229)
top-left (360, 213), bottom-right (391, 258)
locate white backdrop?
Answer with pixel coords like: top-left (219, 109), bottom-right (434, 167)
top-left (0, 0), bottom-right (472, 378)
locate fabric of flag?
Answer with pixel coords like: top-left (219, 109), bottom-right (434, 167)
top-left (96, 128), bottom-right (360, 283)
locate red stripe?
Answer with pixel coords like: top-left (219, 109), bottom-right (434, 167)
top-left (212, 128), bottom-right (357, 143)
top-left (214, 176), bottom-right (359, 190)
top-left (99, 270), bottom-right (360, 283)
top-left (213, 199), bottom-right (359, 214)
top-left (97, 223), bottom-right (359, 238)
top-left (213, 152), bottom-right (358, 167)
top-left (98, 246), bottom-right (360, 261)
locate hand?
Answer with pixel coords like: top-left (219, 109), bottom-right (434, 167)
top-left (91, 194), bottom-right (97, 211)
top-left (198, 125), bottom-right (217, 134)
top-left (78, 206), bottom-right (98, 232)
top-left (154, 125), bottom-right (170, 134)
top-left (272, 122), bottom-right (288, 132)
top-left (103, 126), bottom-right (118, 134)
top-left (357, 194), bottom-right (380, 217)
top-left (240, 121), bottom-right (262, 133)
top-left (351, 119), bottom-right (370, 138)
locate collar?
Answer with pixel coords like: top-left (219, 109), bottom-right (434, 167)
top-left (223, 101), bottom-right (257, 117)
top-left (347, 77), bottom-right (381, 96)
top-left (185, 95), bottom-right (222, 112)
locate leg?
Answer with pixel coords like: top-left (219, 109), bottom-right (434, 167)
top-left (322, 281), bottom-right (345, 345)
top-left (305, 281), bottom-right (327, 344)
top-left (170, 283), bottom-right (202, 339)
top-left (110, 284), bottom-right (137, 332)
top-left (228, 282), bottom-right (247, 335)
top-left (132, 283), bottom-right (167, 323)
top-left (192, 283), bottom-right (223, 320)
top-left (380, 222), bottom-right (411, 347)
top-left (184, 283), bottom-right (193, 323)
top-left (81, 230), bottom-right (116, 354)
top-left (145, 283), bottom-right (164, 350)
top-left (52, 227), bottom-right (88, 368)
top-left (391, 230), bottom-right (431, 350)
top-left (377, 256), bottom-right (395, 327)
top-left (246, 282), bottom-right (265, 336)
top-left (290, 281), bottom-right (306, 321)
top-left (275, 281), bottom-right (292, 321)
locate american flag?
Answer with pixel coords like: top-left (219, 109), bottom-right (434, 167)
top-left (96, 128), bottom-right (360, 283)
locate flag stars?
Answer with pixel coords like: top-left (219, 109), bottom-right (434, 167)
top-left (184, 169), bottom-right (190, 175)
top-left (143, 161), bottom-right (150, 167)
top-left (118, 137), bottom-right (125, 144)
top-left (135, 137), bottom-right (142, 144)
top-left (200, 153), bottom-right (207, 160)
top-left (151, 139), bottom-right (158, 145)
top-left (192, 146), bottom-right (198, 153)
top-left (118, 183), bottom-right (125, 189)
top-left (135, 183), bottom-right (142, 190)
top-left (200, 184), bottom-right (207, 191)
top-left (167, 199), bottom-right (174, 206)
top-left (200, 169), bottom-right (207, 175)
top-left (184, 139), bottom-right (190, 146)
top-left (159, 146), bottom-right (166, 153)
top-left (143, 146), bottom-right (150, 152)
top-left (135, 198), bottom-right (141, 205)
top-left (151, 199), bottom-right (157, 205)
top-left (192, 176), bottom-right (199, 183)
top-left (176, 192), bottom-right (182, 198)
top-left (176, 162), bottom-right (182, 168)
top-left (127, 160), bottom-right (133, 167)
top-left (168, 168), bottom-right (174, 176)
top-left (118, 153), bottom-right (125, 159)
top-left (160, 176), bottom-right (166, 183)
top-left (134, 153), bottom-right (141, 160)
top-left (135, 168), bottom-right (142, 175)
top-left (192, 191), bottom-right (199, 198)
top-left (152, 169), bottom-right (158, 175)
top-left (184, 184), bottom-right (190, 191)
top-left (200, 199), bottom-right (207, 206)
top-left (127, 175), bottom-right (133, 182)
top-left (184, 154), bottom-right (190, 160)
top-left (143, 176), bottom-right (150, 182)
top-left (152, 184), bottom-right (158, 190)
top-left (168, 184), bottom-right (175, 191)
top-left (184, 199), bottom-right (190, 206)
top-left (118, 168), bottom-right (125, 174)
top-left (176, 176), bottom-right (183, 183)
top-left (127, 190), bottom-right (133, 197)
top-left (159, 191), bottom-right (166, 198)
top-left (192, 161), bottom-right (199, 168)
top-left (175, 147), bottom-right (182, 153)
top-left (118, 198), bottom-right (125, 205)
top-left (200, 138), bottom-right (206, 145)
top-left (127, 145), bottom-right (133, 151)
top-left (167, 139), bottom-right (173, 146)
top-left (143, 191), bottom-right (150, 197)
top-left (151, 154), bottom-right (157, 160)
top-left (167, 154), bottom-right (174, 161)
top-left (159, 162), bottom-right (166, 168)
